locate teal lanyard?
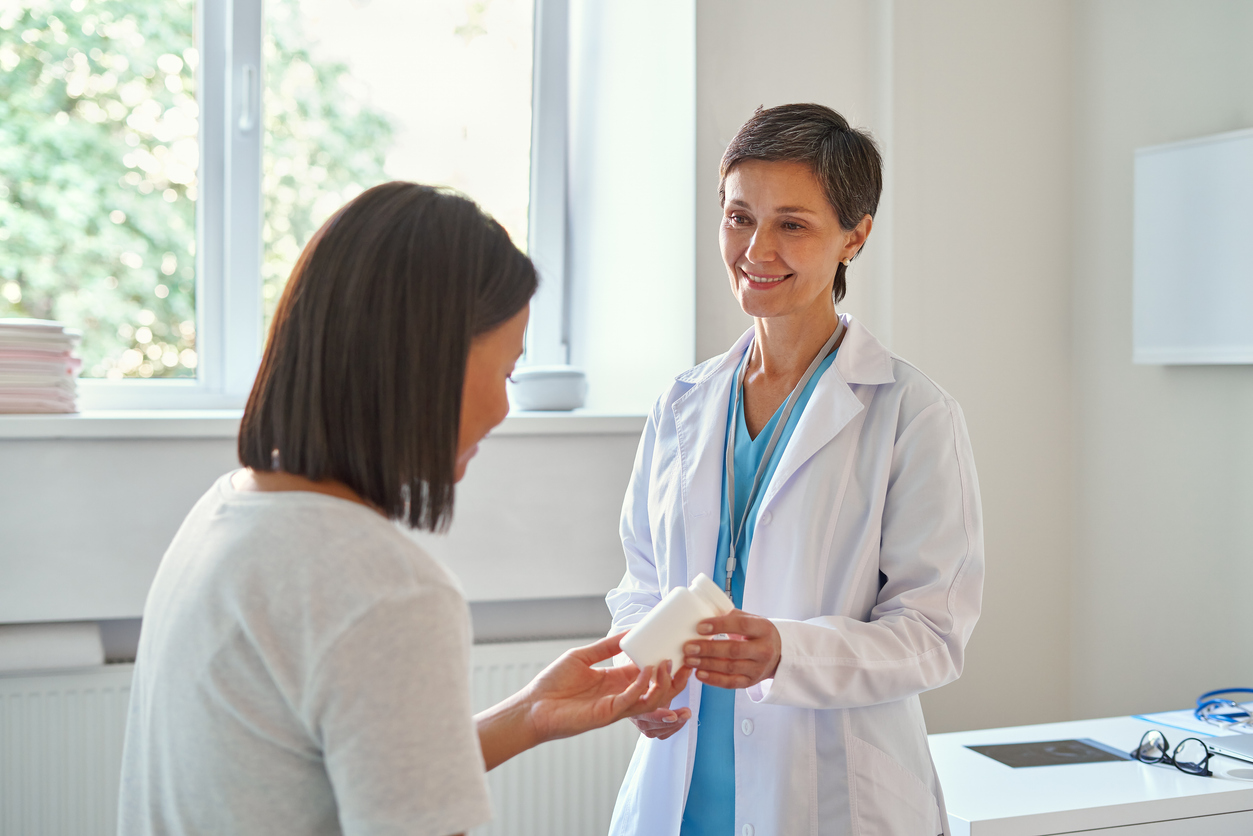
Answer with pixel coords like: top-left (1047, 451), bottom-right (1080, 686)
top-left (722, 320), bottom-right (844, 597)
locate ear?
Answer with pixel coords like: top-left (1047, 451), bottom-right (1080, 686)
top-left (845, 214), bottom-right (874, 260)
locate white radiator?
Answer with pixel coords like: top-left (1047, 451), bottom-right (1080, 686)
top-left (0, 639), bottom-right (639, 836)
top-left (0, 664), bottom-right (133, 836)
top-left (469, 639), bottom-right (639, 836)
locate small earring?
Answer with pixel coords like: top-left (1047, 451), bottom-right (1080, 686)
top-left (842, 258), bottom-right (852, 267)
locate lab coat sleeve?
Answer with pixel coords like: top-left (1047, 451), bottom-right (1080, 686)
top-left (605, 401), bottom-right (665, 635)
top-left (749, 397), bottom-right (984, 709)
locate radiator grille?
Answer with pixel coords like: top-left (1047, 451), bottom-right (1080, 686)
top-left (0, 640), bottom-right (638, 836)
top-left (470, 639), bottom-right (639, 836)
top-left (0, 664), bottom-right (133, 836)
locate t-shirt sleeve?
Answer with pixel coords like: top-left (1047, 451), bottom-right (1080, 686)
top-left (303, 585), bottom-right (492, 836)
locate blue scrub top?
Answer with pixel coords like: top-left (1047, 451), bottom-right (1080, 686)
top-left (679, 345), bottom-right (839, 836)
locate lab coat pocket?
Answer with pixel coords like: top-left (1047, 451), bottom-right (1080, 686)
top-left (848, 735), bottom-right (943, 836)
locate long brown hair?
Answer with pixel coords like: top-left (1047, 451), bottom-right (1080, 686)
top-left (238, 182), bottom-right (537, 531)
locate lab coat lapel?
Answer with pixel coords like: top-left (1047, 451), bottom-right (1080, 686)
top-left (759, 315), bottom-right (895, 510)
top-left (671, 329), bottom-right (753, 585)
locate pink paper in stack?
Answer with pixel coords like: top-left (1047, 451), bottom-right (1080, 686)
top-left (0, 319), bottom-right (82, 413)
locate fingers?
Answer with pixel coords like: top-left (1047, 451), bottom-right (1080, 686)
top-left (682, 627), bottom-right (780, 689)
top-left (686, 655), bottom-right (761, 676)
top-left (641, 711), bottom-right (691, 736)
top-left (611, 658), bottom-right (699, 724)
top-left (653, 662), bottom-right (693, 709)
top-left (694, 669), bottom-right (755, 690)
top-left (631, 708), bottom-right (692, 739)
top-left (630, 706), bottom-right (693, 738)
top-left (633, 662), bottom-right (676, 715)
top-left (609, 664), bottom-right (653, 716)
top-left (656, 655), bottom-right (675, 693)
top-left (634, 707), bottom-right (684, 724)
top-left (613, 662), bottom-right (697, 734)
top-left (569, 632), bottom-right (627, 666)
top-left (697, 611), bottom-right (770, 639)
top-left (671, 665), bottom-right (694, 694)
top-left (683, 638), bottom-right (763, 663)
top-left (628, 661), bottom-right (688, 717)
top-left (631, 711), bottom-right (691, 726)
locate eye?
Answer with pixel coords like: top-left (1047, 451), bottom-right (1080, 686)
top-left (728, 213), bottom-right (752, 226)
top-left (782, 221), bottom-right (804, 231)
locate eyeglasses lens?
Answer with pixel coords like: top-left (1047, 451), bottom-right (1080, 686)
top-left (1174, 739), bottom-right (1209, 774)
top-left (1136, 731), bottom-right (1167, 763)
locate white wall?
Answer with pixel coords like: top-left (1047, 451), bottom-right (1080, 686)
top-left (1070, 0), bottom-right (1253, 720)
top-left (695, 0), bottom-right (892, 361)
top-left (695, 0), bottom-right (1075, 733)
top-left (892, 0), bottom-right (1075, 733)
top-left (0, 436), bottom-right (239, 622)
top-left (408, 429), bottom-right (641, 601)
top-left (0, 422), bottom-right (643, 624)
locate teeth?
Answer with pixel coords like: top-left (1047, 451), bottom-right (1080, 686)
top-left (744, 270), bottom-right (789, 284)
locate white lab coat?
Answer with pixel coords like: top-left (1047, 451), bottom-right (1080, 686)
top-left (606, 314), bottom-right (984, 836)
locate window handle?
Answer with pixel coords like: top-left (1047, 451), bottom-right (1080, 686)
top-left (238, 64), bottom-right (257, 133)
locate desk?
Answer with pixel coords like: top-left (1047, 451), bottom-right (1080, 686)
top-left (930, 715), bottom-right (1253, 835)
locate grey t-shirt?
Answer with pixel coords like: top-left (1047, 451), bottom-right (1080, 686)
top-left (118, 472), bottom-right (492, 836)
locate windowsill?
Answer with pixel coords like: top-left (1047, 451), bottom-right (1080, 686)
top-left (494, 411), bottom-right (646, 436)
top-left (0, 409), bottom-right (646, 440)
top-left (0, 410), bottom-right (245, 439)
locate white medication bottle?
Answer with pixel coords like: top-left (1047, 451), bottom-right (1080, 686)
top-left (619, 573), bottom-right (734, 671)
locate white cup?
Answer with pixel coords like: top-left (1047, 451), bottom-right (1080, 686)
top-left (507, 365), bottom-right (588, 411)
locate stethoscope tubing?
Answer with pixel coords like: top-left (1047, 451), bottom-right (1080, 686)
top-left (723, 320), bottom-right (845, 597)
top-left (1195, 688), bottom-right (1253, 726)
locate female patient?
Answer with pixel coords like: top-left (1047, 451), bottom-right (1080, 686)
top-left (118, 182), bottom-right (686, 835)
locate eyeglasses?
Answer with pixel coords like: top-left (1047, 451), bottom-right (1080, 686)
top-left (1132, 730), bottom-right (1213, 777)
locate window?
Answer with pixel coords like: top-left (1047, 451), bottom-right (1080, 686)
top-left (1, 0), bottom-right (550, 410)
top-left (0, 0), bottom-right (199, 387)
top-left (260, 0), bottom-right (538, 330)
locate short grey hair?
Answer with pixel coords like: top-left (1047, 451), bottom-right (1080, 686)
top-left (719, 103), bottom-right (882, 304)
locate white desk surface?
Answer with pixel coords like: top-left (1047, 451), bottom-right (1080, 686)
top-left (929, 715), bottom-right (1253, 835)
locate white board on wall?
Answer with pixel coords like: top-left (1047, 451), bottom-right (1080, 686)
top-left (1133, 127), bottom-right (1253, 364)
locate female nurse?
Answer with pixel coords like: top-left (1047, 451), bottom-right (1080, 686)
top-left (119, 182), bottom-right (687, 836)
top-left (606, 104), bottom-right (985, 835)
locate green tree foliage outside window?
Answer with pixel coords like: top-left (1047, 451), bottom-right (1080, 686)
top-left (262, 0), bottom-right (391, 326)
top-left (0, 0), bottom-right (392, 379)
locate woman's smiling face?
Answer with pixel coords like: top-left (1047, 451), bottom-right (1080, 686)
top-left (720, 159), bottom-right (862, 322)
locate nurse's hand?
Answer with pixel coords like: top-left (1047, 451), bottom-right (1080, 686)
top-left (630, 705), bottom-right (693, 740)
top-left (683, 610), bottom-right (782, 690)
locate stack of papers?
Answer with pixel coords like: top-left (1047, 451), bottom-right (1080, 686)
top-left (0, 319), bottom-right (83, 413)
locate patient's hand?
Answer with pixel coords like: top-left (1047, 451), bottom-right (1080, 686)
top-left (523, 633), bottom-right (691, 743)
top-left (630, 706), bottom-right (692, 740)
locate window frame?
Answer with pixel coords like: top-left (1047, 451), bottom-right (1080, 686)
top-left (80, 0), bottom-right (562, 410)
top-left (76, 0), bottom-right (259, 409)
top-left (524, 0), bottom-right (569, 368)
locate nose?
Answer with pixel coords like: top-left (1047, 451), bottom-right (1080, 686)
top-left (745, 225), bottom-right (776, 263)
